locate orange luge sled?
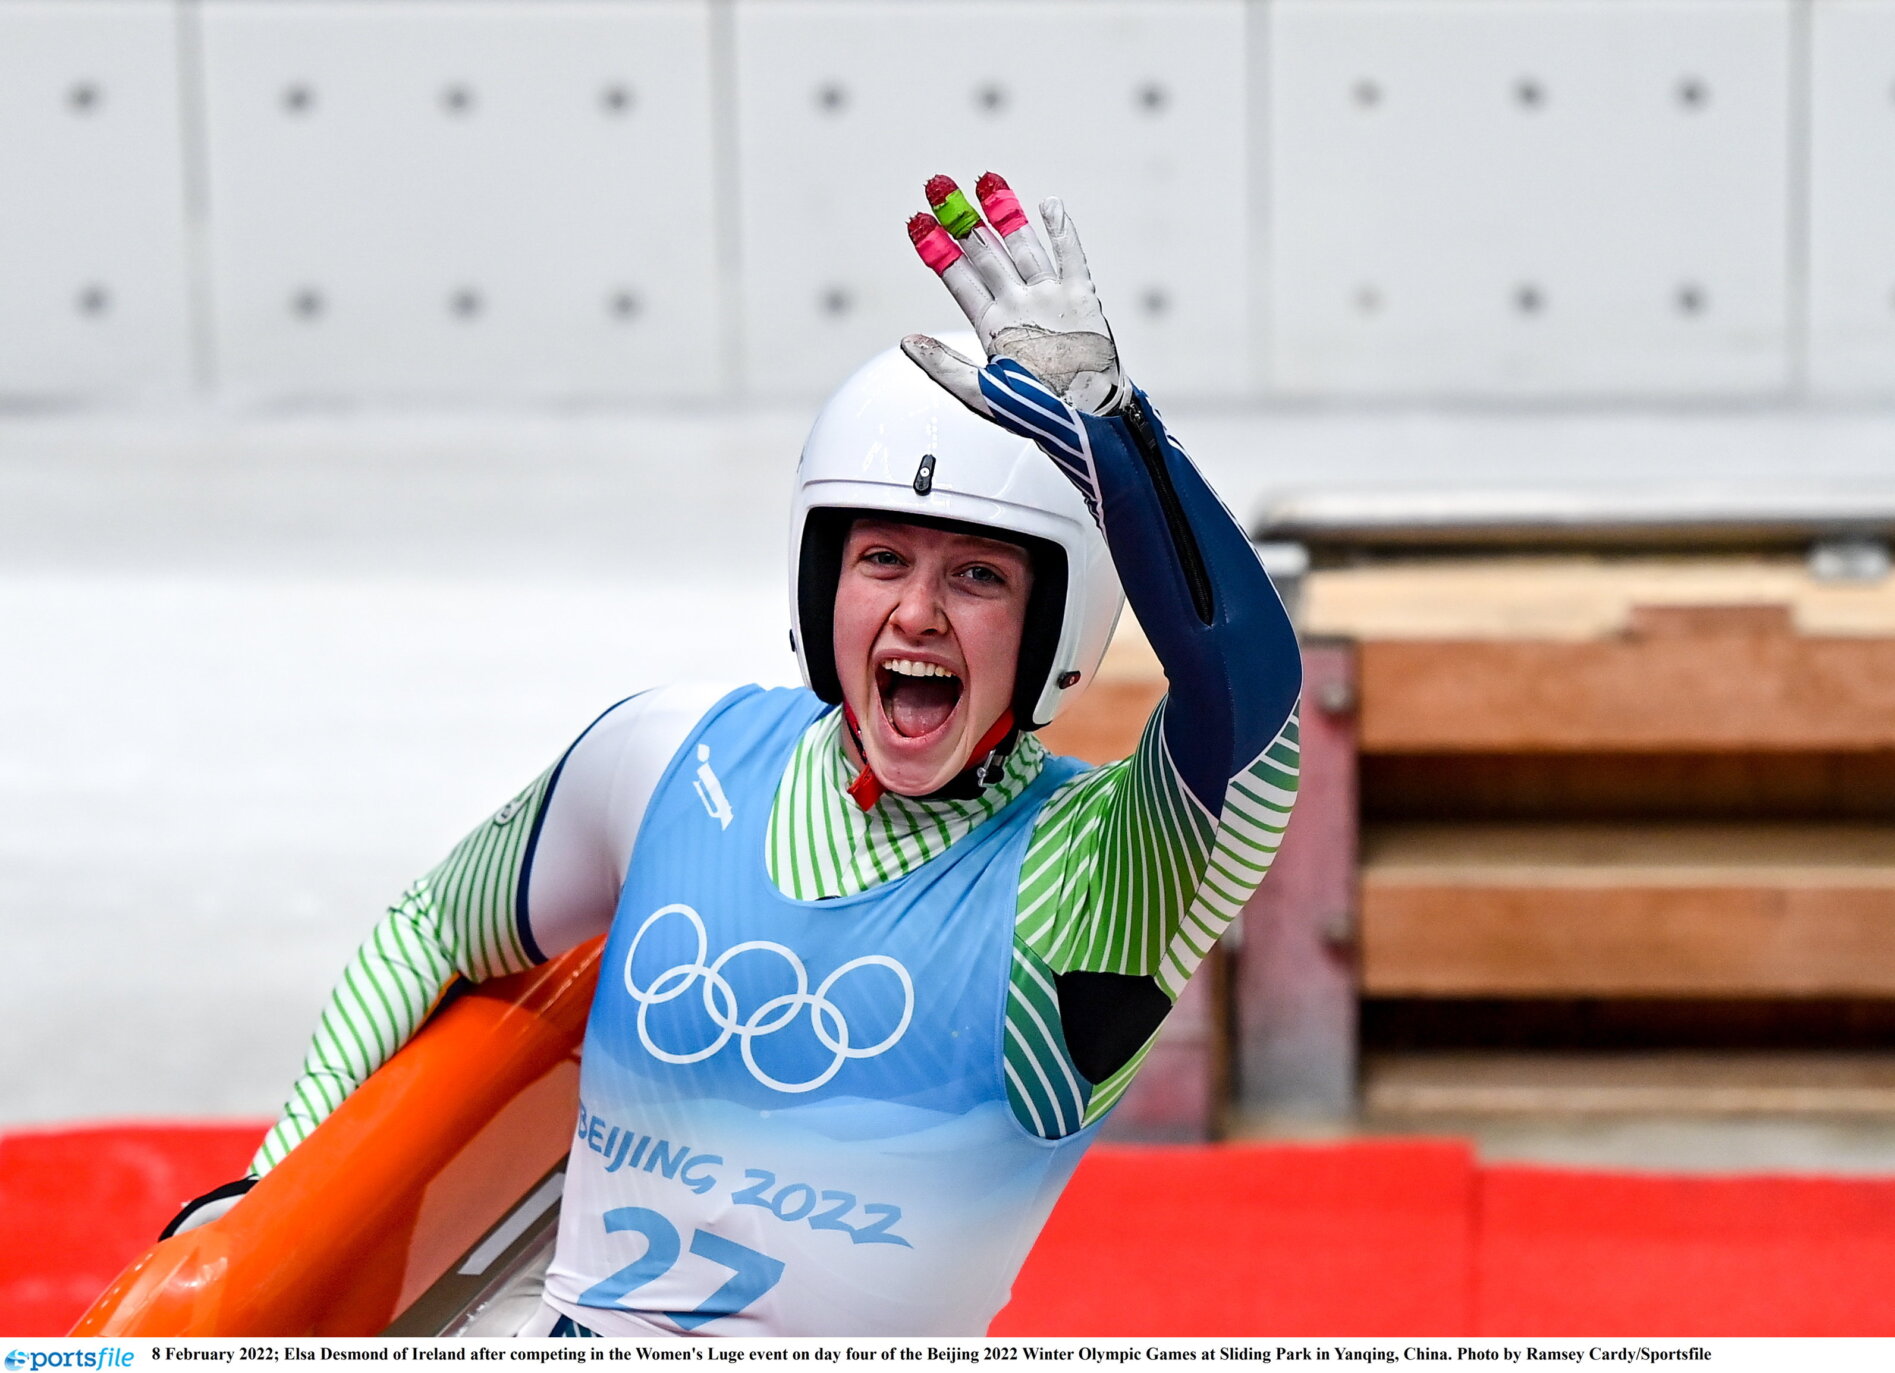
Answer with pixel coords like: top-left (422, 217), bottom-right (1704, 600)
top-left (74, 942), bottom-right (602, 1337)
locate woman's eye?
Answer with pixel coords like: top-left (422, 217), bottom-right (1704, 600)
top-left (862, 549), bottom-right (902, 567)
top-left (962, 565), bottom-right (1004, 586)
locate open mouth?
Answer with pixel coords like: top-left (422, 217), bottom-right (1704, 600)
top-left (876, 658), bottom-right (963, 740)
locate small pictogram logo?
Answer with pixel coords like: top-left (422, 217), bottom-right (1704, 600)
top-left (7, 1352), bottom-right (29, 1370)
top-left (693, 744), bottom-right (733, 830)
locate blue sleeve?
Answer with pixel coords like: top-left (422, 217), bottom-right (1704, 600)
top-left (977, 359), bottom-right (1301, 812)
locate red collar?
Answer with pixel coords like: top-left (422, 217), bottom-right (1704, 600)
top-left (840, 706), bottom-right (1016, 812)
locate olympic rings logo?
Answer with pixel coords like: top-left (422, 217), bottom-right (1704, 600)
top-left (622, 903), bottom-right (915, 1094)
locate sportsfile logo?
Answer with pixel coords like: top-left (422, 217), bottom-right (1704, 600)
top-left (5, 1352), bottom-right (133, 1371)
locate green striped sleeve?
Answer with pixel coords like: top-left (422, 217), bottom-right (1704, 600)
top-left (424, 766), bottom-right (554, 977)
top-left (1153, 709), bottom-right (1299, 999)
top-left (1006, 698), bottom-right (1303, 1137)
top-left (1016, 701), bottom-right (1217, 976)
top-left (1002, 944), bottom-right (1092, 1137)
top-left (249, 767), bottom-right (555, 1175)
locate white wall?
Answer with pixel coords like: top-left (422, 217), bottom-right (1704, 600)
top-left (6, 0), bottom-right (1895, 407)
top-left (0, 2), bottom-right (195, 403)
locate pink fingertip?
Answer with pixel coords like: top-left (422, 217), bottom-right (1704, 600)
top-left (907, 212), bottom-right (963, 275)
top-left (975, 171), bottom-right (1029, 237)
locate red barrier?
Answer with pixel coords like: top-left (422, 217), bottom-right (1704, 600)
top-left (992, 1141), bottom-right (1476, 1336)
top-left (1476, 1165), bottom-right (1895, 1336)
top-left (0, 1123), bottom-right (267, 1337)
top-left (8, 1126), bottom-right (1895, 1337)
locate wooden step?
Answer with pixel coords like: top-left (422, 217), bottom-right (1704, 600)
top-left (1302, 554), bottom-right (1895, 644)
top-left (1363, 1051), bottom-right (1895, 1117)
top-left (1286, 557), bottom-right (1895, 753)
top-left (1359, 620), bottom-right (1895, 753)
top-left (1362, 822), bottom-right (1895, 996)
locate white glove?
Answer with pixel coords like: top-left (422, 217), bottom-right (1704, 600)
top-left (903, 172), bottom-right (1129, 417)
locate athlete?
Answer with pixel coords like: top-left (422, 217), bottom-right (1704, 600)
top-left (165, 174), bottom-right (1303, 1336)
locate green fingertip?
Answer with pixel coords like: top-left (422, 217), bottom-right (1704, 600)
top-left (932, 187), bottom-right (980, 239)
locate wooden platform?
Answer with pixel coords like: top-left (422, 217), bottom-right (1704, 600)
top-left (1359, 616), bottom-right (1895, 752)
top-left (1088, 559), bottom-right (1895, 754)
top-left (1056, 555), bottom-right (1895, 1113)
top-left (1301, 554), bottom-right (1895, 642)
top-left (1364, 1051), bottom-right (1895, 1116)
top-left (1363, 822), bottom-right (1895, 997)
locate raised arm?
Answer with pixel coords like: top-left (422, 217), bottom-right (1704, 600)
top-left (902, 175), bottom-right (1299, 793)
top-left (905, 174), bottom-right (1301, 1132)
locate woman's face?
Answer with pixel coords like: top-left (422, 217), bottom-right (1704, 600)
top-left (832, 518), bottom-right (1033, 798)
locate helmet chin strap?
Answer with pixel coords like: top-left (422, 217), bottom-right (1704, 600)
top-left (840, 705), bottom-right (1018, 812)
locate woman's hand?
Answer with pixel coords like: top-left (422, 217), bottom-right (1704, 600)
top-left (902, 173), bottom-right (1128, 417)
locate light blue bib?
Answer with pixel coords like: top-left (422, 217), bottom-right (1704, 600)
top-left (543, 686), bottom-right (1096, 1336)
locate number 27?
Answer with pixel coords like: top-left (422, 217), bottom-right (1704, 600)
top-left (576, 1207), bottom-right (785, 1330)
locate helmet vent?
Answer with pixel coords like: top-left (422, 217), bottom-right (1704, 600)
top-left (912, 453), bottom-right (936, 495)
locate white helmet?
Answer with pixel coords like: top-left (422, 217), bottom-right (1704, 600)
top-left (789, 340), bottom-right (1124, 730)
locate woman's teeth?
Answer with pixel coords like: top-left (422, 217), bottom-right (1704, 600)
top-left (884, 659), bottom-right (958, 680)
